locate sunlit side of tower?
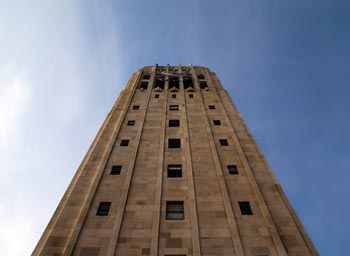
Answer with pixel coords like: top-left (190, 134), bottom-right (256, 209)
top-left (33, 65), bottom-right (318, 256)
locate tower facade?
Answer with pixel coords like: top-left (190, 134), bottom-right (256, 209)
top-left (34, 65), bottom-right (317, 256)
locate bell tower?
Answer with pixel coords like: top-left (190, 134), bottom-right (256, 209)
top-left (33, 65), bottom-right (318, 256)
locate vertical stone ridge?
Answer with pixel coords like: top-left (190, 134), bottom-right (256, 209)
top-left (220, 87), bottom-right (317, 255)
top-left (241, 113), bottom-right (316, 254)
top-left (275, 184), bottom-right (318, 255)
top-left (182, 70), bottom-right (202, 256)
top-left (193, 66), bottom-right (245, 255)
top-left (150, 66), bottom-right (168, 255)
top-left (32, 97), bottom-right (115, 255)
top-left (106, 66), bottom-right (156, 256)
top-left (64, 71), bottom-right (142, 255)
top-left (32, 72), bottom-right (136, 255)
top-left (229, 91), bottom-right (318, 255)
top-left (210, 73), bottom-right (288, 255)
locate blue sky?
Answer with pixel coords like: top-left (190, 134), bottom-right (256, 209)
top-left (0, 0), bottom-right (349, 255)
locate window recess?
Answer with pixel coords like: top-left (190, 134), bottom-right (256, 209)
top-left (167, 165), bottom-right (182, 178)
top-left (166, 201), bottom-right (184, 220)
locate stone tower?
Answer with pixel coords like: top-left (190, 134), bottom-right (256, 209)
top-left (33, 65), bottom-right (318, 256)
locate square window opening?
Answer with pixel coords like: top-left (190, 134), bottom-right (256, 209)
top-left (239, 201), bottom-right (253, 215)
top-left (189, 94), bottom-right (193, 98)
top-left (168, 139), bottom-right (181, 148)
top-left (166, 201), bottom-right (184, 220)
top-left (213, 120), bottom-right (221, 126)
top-left (169, 105), bottom-right (179, 111)
top-left (219, 139), bottom-right (229, 146)
top-left (96, 202), bottom-right (111, 216)
top-left (120, 140), bottom-right (129, 146)
top-left (169, 120), bottom-right (180, 127)
top-left (167, 165), bottom-right (182, 178)
top-left (172, 94), bottom-right (176, 98)
top-left (111, 165), bottom-right (122, 175)
top-left (228, 165), bottom-right (239, 175)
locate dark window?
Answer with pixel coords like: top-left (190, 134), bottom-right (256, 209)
top-left (219, 139), bottom-right (229, 146)
top-left (197, 74), bottom-right (205, 79)
top-left (239, 201), bottom-right (253, 215)
top-left (96, 202), bottom-right (111, 216)
top-left (155, 94), bottom-right (159, 98)
top-left (213, 120), bottom-right (221, 126)
top-left (169, 77), bottom-right (179, 89)
top-left (227, 165), bottom-right (239, 175)
top-left (169, 105), bottom-right (179, 111)
top-left (155, 77), bottom-right (165, 89)
top-left (133, 105), bottom-right (140, 110)
top-left (172, 94), bottom-right (176, 98)
top-left (168, 139), bottom-right (181, 148)
top-left (183, 78), bottom-right (193, 89)
top-left (111, 165), bottom-right (122, 175)
top-left (167, 165), bottom-right (182, 178)
top-left (140, 82), bottom-right (148, 90)
top-left (120, 140), bottom-right (129, 146)
top-left (189, 94), bottom-right (193, 98)
top-left (169, 120), bottom-right (180, 127)
top-left (209, 105), bottom-right (215, 110)
top-left (127, 120), bottom-right (135, 126)
top-left (166, 201), bottom-right (184, 220)
top-left (200, 81), bottom-right (208, 89)
top-left (143, 74), bottom-right (150, 80)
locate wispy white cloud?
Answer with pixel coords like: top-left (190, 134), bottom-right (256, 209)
top-left (0, 69), bottom-right (34, 255)
top-left (0, 69), bottom-right (31, 147)
top-left (0, 69), bottom-right (31, 173)
top-left (0, 193), bottom-right (36, 256)
top-left (0, 2), bottom-right (127, 254)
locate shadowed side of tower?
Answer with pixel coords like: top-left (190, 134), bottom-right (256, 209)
top-left (33, 65), bottom-right (318, 256)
